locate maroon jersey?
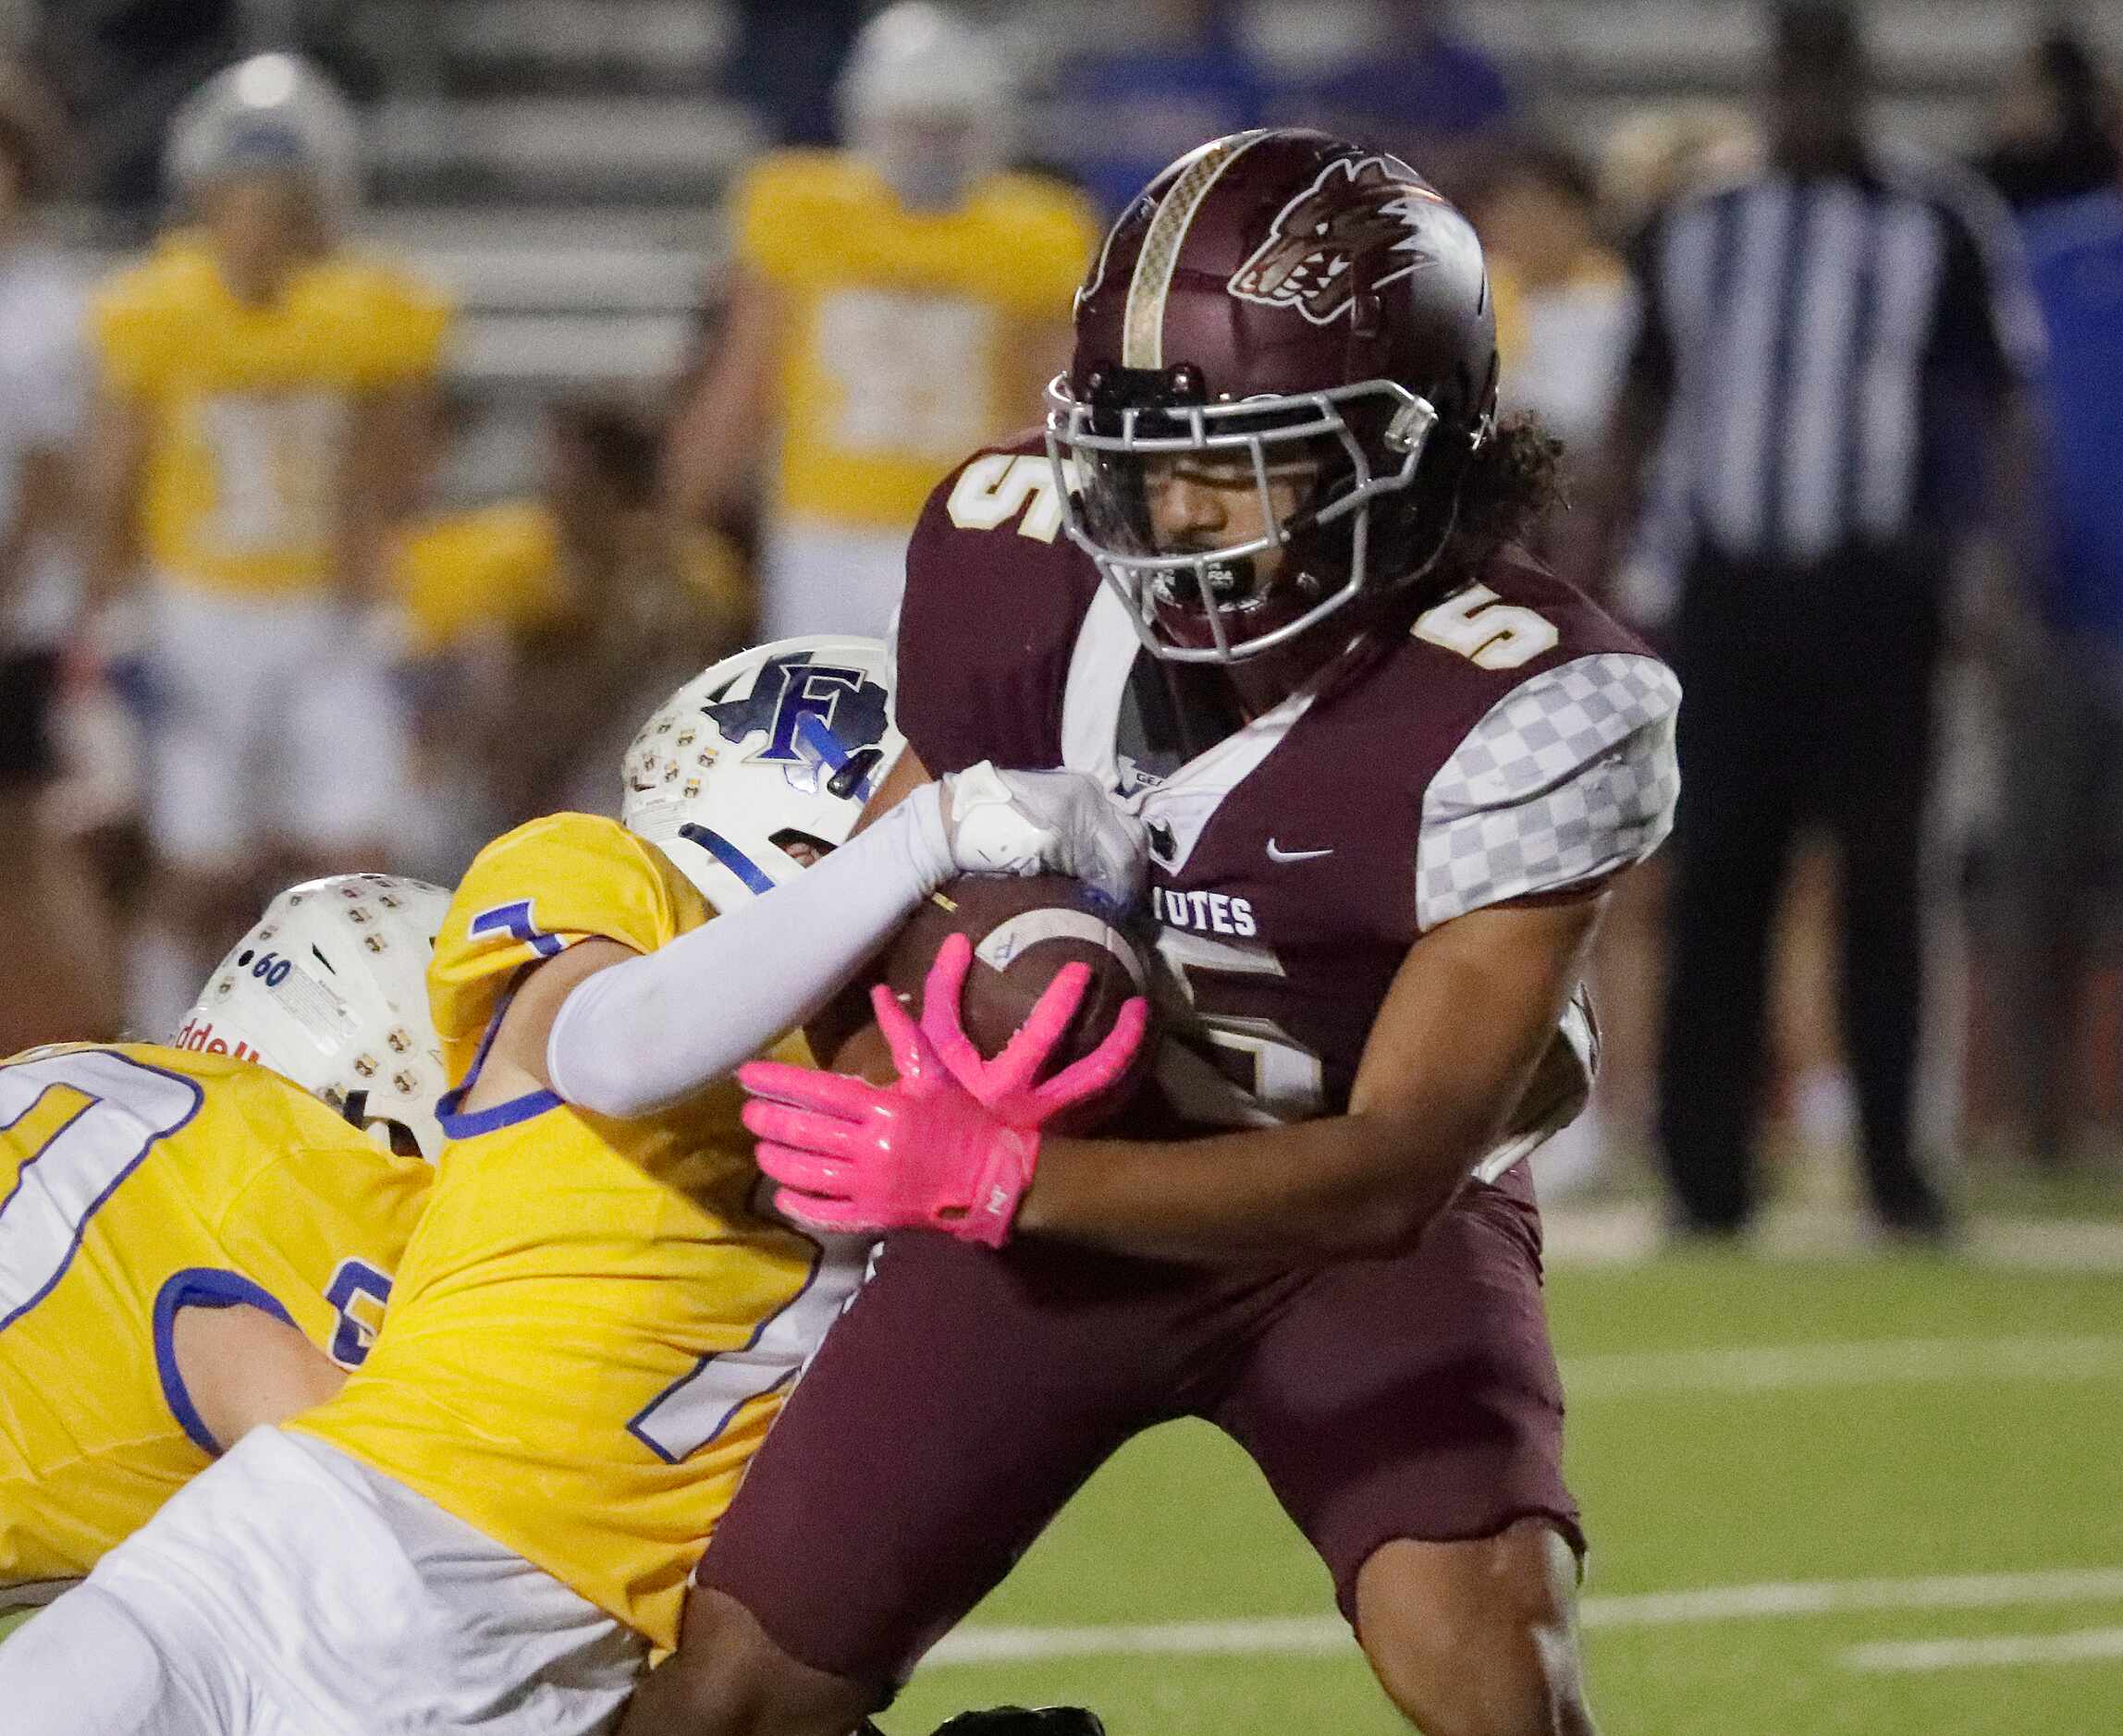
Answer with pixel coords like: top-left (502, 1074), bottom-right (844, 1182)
top-left (898, 438), bottom-right (1681, 1192)
top-left (697, 448), bottom-right (1672, 1680)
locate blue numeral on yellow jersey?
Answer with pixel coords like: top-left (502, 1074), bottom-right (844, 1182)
top-left (469, 899), bottom-right (565, 958)
top-left (627, 1227), bottom-right (865, 1463)
top-left (323, 1257), bottom-right (394, 1367)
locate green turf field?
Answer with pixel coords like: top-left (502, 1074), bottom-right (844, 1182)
top-left (878, 1246), bottom-right (2123, 1735)
top-left (7, 1241), bottom-right (2121, 1733)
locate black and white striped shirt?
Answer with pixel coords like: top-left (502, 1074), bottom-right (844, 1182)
top-left (1626, 147), bottom-right (2044, 573)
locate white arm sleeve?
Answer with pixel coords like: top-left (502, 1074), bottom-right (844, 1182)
top-left (1416, 653), bottom-right (1682, 931)
top-left (546, 785), bottom-right (953, 1118)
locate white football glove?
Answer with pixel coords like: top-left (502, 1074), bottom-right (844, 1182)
top-left (935, 762), bottom-right (1147, 911)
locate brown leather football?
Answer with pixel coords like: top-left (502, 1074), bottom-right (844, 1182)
top-left (885, 874), bottom-right (1157, 1085)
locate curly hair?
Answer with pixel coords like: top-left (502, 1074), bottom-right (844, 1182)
top-left (1438, 410), bottom-right (1569, 579)
top-left (1329, 411), bottom-right (1572, 682)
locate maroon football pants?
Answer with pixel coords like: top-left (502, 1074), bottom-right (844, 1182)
top-left (695, 1180), bottom-right (1581, 1686)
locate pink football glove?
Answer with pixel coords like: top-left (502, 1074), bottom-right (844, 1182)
top-left (738, 935), bottom-right (1149, 1246)
top-left (911, 932), bottom-right (1153, 1125)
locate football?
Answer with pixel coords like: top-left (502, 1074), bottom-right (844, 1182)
top-left (827, 1020), bottom-right (897, 1084)
top-left (885, 874), bottom-right (1158, 1089)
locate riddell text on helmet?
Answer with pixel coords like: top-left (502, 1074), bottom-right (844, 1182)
top-left (171, 1016), bottom-right (262, 1063)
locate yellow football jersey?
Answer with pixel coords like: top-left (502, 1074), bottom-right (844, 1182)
top-left (738, 150), bottom-right (1098, 528)
top-left (92, 231), bottom-right (452, 597)
top-left (0, 1045), bottom-right (431, 1607)
top-left (293, 813), bottom-right (850, 1653)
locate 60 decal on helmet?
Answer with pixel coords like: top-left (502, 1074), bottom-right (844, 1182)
top-left (178, 874), bottom-right (452, 1160)
top-left (1047, 129), bottom-right (1499, 665)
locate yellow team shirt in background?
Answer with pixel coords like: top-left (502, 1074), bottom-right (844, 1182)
top-left (391, 500), bottom-right (571, 654)
top-left (91, 232), bottom-right (452, 597)
top-left (294, 814), bottom-right (852, 1653)
top-left (390, 499), bottom-right (749, 655)
top-left (0, 1045), bottom-right (431, 1605)
top-left (737, 150), bottom-right (1098, 529)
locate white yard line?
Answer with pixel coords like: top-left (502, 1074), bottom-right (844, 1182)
top-left (1581, 1569), bottom-right (2123, 1628)
top-left (927, 1568), bottom-right (2123, 1666)
top-left (1561, 1334), bottom-right (2123, 1398)
top-left (932, 1617), bottom-right (1348, 1665)
top-left (1844, 1627), bottom-right (2123, 1673)
top-left (1539, 1205), bottom-right (2123, 1271)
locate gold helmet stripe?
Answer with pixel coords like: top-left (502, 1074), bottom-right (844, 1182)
top-left (1122, 129), bottom-right (1273, 370)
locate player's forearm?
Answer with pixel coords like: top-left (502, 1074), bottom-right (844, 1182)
top-left (0, 521), bottom-right (29, 609)
top-left (1018, 1111), bottom-right (1486, 1265)
top-left (662, 276), bottom-right (778, 524)
top-left (335, 385), bottom-right (430, 604)
top-left (0, 448), bottom-right (68, 608)
top-left (82, 395), bottom-right (150, 607)
top-left (1020, 904), bottom-right (1598, 1263)
top-left (546, 791), bottom-right (956, 1118)
top-left (83, 510), bottom-right (140, 608)
top-left (332, 495), bottom-right (393, 605)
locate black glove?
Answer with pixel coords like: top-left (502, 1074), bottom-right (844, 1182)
top-left (930, 1708), bottom-right (1107, 1736)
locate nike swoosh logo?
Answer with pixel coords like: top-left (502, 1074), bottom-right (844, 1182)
top-left (1267, 838), bottom-right (1334, 863)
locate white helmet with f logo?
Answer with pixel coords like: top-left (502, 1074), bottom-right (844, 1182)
top-left (621, 635), bottom-right (905, 911)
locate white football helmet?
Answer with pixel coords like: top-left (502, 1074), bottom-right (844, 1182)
top-left (621, 635), bottom-right (905, 912)
top-left (164, 53), bottom-right (362, 214)
top-left (176, 874), bottom-right (450, 1161)
top-left (837, 2), bottom-right (1012, 209)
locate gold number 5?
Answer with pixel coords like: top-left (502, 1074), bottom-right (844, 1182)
top-left (1412, 583), bottom-right (1560, 671)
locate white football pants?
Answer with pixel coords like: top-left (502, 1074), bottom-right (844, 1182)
top-left (0, 1426), bottom-right (644, 1735)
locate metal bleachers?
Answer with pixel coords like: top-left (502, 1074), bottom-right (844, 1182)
top-left (258, 0), bottom-right (2120, 404)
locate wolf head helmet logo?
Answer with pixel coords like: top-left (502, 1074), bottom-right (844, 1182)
top-left (1227, 156), bottom-right (1443, 325)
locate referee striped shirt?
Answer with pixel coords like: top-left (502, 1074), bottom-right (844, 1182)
top-left (1626, 146), bottom-right (2044, 572)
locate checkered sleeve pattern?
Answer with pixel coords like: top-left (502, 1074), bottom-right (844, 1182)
top-left (1416, 654), bottom-right (1682, 931)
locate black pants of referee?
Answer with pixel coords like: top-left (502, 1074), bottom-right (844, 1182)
top-left (1658, 541), bottom-right (1950, 1234)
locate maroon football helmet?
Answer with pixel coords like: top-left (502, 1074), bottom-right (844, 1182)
top-left (1046, 129), bottom-right (1499, 664)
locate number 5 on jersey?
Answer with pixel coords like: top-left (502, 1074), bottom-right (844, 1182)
top-left (947, 453), bottom-right (1081, 544)
top-left (1413, 584), bottom-right (1558, 670)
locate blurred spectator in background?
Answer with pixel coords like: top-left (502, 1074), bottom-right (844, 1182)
top-left (28, 0), bottom-right (243, 214)
top-left (721, 0), bottom-right (867, 150)
top-left (1475, 137), bottom-right (1634, 492)
top-left (1049, 1), bottom-right (1513, 222)
top-left (398, 396), bottom-right (742, 858)
top-left (1044, 1), bottom-right (1269, 219)
top-left (1599, 101), bottom-right (1761, 239)
top-left (85, 53), bottom-right (450, 1037)
top-left (1978, 27), bottom-right (2120, 215)
top-left (1980, 27), bottom-right (2123, 1167)
top-left (1499, 109), bottom-right (1757, 1192)
top-left (665, 2), bottom-right (1095, 642)
top-left (0, 83), bottom-right (121, 1049)
top-left (1275, 0), bottom-right (1514, 199)
top-left (1607, 2), bottom-right (2043, 1240)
